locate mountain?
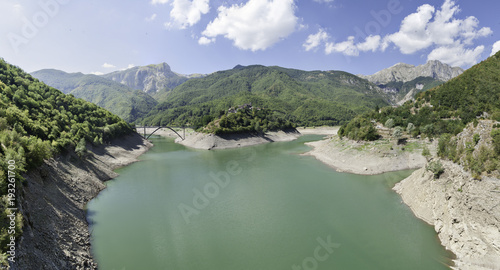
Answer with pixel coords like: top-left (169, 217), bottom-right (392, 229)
top-left (359, 60), bottom-right (464, 104)
top-left (141, 65), bottom-right (390, 127)
top-left (360, 60), bottom-right (464, 85)
top-left (340, 51), bottom-right (500, 175)
top-left (101, 63), bottom-right (204, 99)
top-left (0, 58), bottom-right (132, 266)
top-left (31, 69), bottom-right (158, 123)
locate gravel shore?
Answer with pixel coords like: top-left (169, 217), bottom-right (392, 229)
top-left (303, 135), bottom-right (431, 175)
top-left (175, 130), bottom-right (302, 150)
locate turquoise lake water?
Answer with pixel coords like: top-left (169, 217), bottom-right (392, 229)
top-left (87, 135), bottom-right (453, 270)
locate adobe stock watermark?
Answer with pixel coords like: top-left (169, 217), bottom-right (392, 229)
top-left (177, 148), bottom-right (256, 224)
top-left (7, 0), bottom-right (71, 54)
top-left (292, 236), bottom-right (340, 270)
top-left (344, 0), bottom-right (403, 63)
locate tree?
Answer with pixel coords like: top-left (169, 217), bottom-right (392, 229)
top-left (407, 123), bottom-right (415, 136)
top-left (385, 118), bottom-right (394, 128)
top-left (75, 138), bottom-right (87, 157)
top-left (385, 118), bottom-right (394, 135)
top-left (393, 126), bottom-right (403, 141)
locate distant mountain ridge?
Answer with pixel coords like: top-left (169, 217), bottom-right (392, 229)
top-left (359, 60), bottom-right (464, 85)
top-left (142, 64), bottom-right (390, 127)
top-left (102, 63), bottom-right (204, 98)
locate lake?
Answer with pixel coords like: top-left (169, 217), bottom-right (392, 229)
top-left (87, 135), bottom-right (453, 270)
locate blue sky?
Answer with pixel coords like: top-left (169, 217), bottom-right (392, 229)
top-left (1, 0), bottom-right (499, 76)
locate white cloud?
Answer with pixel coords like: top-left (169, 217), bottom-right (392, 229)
top-left (200, 0), bottom-right (298, 51)
top-left (385, 0), bottom-right (492, 56)
top-left (198, 36), bottom-right (214, 45)
top-left (427, 43), bottom-right (484, 67)
top-left (385, 4), bottom-right (435, 54)
top-left (146, 13), bottom-right (157, 21)
top-left (303, 29), bottom-right (329, 51)
top-left (357, 35), bottom-right (381, 52)
top-left (313, 0), bottom-right (334, 3)
top-left (102, 63), bottom-right (116, 69)
top-left (151, 0), bottom-right (169, 4)
top-left (151, 0), bottom-right (209, 28)
top-left (325, 36), bottom-right (359, 56)
top-left (90, 71), bottom-right (104, 75)
top-left (491, 41), bottom-right (500, 56)
top-left (170, 0), bottom-right (210, 29)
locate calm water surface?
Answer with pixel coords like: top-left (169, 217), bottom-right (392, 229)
top-left (87, 135), bottom-right (453, 270)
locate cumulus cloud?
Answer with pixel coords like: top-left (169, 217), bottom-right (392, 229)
top-left (427, 43), bottom-right (484, 67)
top-left (198, 36), bottom-right (214, 45)
top-left (325, 36), bottom-right (358, 56)
top-left (357, 35), bottom-right (382, 52)
top-left (102, 63), bottom-right (116, 69)
top-left (170, 0), bottom-right (210, 29)
top-left (491, 41), bottom-right (500, 56)
top-left (385, 0), bottom-right (491, 57)
top-left (151, 0), bottom-right (209, 28)
top-left (303, 29), bottom-right (329, 51)
top-left (385, 4), bottom-right (435, 54)
top-left (200, 0), bottom-right (298, 51)
top-left (90, 71), bottom-right (104, 75)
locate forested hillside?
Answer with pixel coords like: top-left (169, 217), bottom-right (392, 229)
top-left (31, 69), bottom-right (158, 123)
top-left (141, 65), bottom-right (389, 127)
top-left (0, 58), bottom-right (132, 265)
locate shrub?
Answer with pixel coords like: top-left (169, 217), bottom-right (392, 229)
top-left (385, 118), bottom-right (394, 129)
top-left (422, 146), bottom-right (431, 159)
top-left (473, 133), bottom-right (480, 145)
top-left (426, 160), bottom-right (444, 179)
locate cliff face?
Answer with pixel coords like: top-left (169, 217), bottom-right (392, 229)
top-left (394, 161), bottom-right (500, 270)
top-left (360, 60), bottom-right (464, 85)
top-left (102, 63), bottom-right (190, 94)
top-left (11, 134), bottom-right (152, 270)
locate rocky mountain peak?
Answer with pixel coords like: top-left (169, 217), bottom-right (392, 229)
top-left (359, 60), bottom-right (464, 85)
top-left (102, 62), bottom-right (187, 94)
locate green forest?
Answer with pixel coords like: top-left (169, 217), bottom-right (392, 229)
top-left (140, 65), bottom-right (389, 128)
top-left (203, 105), bottom-right (295, 135)
top-left (0, 58), bottom-right (133, 264)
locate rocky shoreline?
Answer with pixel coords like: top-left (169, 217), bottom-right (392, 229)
top-left (11, 133), bottom-right (152, 270)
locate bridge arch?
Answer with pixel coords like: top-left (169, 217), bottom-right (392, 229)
top-left (136, 126), bottom-right (187, 140)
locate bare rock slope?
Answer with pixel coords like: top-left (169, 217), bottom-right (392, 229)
top-left (12, 134), bottom-right (152, 270)
top-left (394, 161), bottom-right (500, 270)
